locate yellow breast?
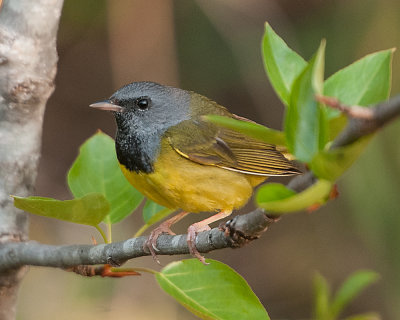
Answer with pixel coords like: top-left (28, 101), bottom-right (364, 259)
top-left (119, 139), bottom-right (266, 213)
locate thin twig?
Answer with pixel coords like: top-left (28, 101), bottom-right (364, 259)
top-left (316, 95), bottom-right (374, 120)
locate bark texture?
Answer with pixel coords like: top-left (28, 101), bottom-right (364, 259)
top-left (0, 1), bottom-right (63, 318)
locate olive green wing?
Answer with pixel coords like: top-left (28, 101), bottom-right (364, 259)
top-left (165, 119), bottom-right (301, 176)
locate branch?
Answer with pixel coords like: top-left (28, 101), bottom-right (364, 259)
top-left (0, 209), bottom-right (276, 270)
top-left (332, 94), bottom-right (400, 147)
top-left (0, 94), bottom-right (399, 274)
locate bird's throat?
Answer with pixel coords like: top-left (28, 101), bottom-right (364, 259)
top-left (115, 131), bottom-right (161, 174)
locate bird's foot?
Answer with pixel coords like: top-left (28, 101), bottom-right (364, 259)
top-left (144, 221), bottom-right (176, 265)
top-left (144, 211), bottom-right (189, 265)
top-left (187, 223), bottom-right (211, 265)
top-left (186, 210), bottom-right (233, 265)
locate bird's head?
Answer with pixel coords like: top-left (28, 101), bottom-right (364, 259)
top-left (90, 81), bottom-right (191, 135)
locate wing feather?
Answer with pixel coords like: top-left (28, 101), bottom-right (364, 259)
top-left (166, 118), bottom-right (301, 176)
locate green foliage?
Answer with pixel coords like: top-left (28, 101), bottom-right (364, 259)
top-left (314, 273), bottom-right (331, 320)
top-left (330, 271), bottom-right (380, 319)
top-left (313, 271), bottom-right (379, 320)
top-left (324, 49), bottom-right (393, 120)
top-left (156, 259), bottom-right (269, 320)
top-left (258, 25), bottom-right (391, 212)
top-left (205, 115), bottom-right (286, 146)
top-left (12, 193), bottom-right (109, 226)
top-left (310, 138), bottom-right (371, 181)
top-left (256, 180), bottom-right (332, 213)
top-left (196, 25), bottom-right (392, 214)
top-left (68, 131), bottom-right (144, 224)
top-left (285, 40), bottom-right (328, 162)
top-left (255, 183), bottom-right (296, 203)
top-left (262, 22), bottom-right (307, 105)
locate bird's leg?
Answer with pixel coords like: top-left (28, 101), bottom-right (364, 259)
top-left (144, 211), bottom-right (190, 264)
top-left (187, 210), bottom-right (232, 265)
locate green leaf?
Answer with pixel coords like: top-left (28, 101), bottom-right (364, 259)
top-left (67, 131), bottom-right (144, 224)
top-left (254, 183), bottom-right (296, 203)
top-left (328, 114), bottom-right (348, 141)
top-left (156, 259), bottom-right (269, 320)
top-left (312, 40), bottom-right (326, 96)
top-left (143, 199), bottom-right (174, 225)
top-left (256, 179), bottom-right (332, 213)
top-left (330, 270), bottom-right (379, 319)
top-left (285, 40), bottom-right (328, 162)
top-left (313, 273), bottom-right (331, 320)
top-left (204, 115), bottom-right (286, 146)
top-left (12, 193), bottom-right (109, 226)
top-left (310, 137), bottom-right (371, 181)
top-left (325, 49), bottom-right (394, 120)
top-left (262, 22), bottom-right (307, 105)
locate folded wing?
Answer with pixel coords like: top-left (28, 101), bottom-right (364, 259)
top-left (166, 118), bottom-right (301, 176)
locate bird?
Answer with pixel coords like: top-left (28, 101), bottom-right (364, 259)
top-left (90, 81), bottom-right (301, 264)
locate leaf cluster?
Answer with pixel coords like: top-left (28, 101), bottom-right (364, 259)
top-left (209, 23), bottom-right (392, 214)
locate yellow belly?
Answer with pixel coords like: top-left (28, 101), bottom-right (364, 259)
top-left (120, 141), bottom-right (266, 213)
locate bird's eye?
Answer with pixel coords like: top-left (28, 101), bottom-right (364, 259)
top-left (137, 97), bottom-right (150, 110)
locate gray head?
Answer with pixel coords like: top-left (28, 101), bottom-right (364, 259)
top-left (91, 81), bottom-right (191, 134)
top-left (90, 81), bottom-right (191, 173)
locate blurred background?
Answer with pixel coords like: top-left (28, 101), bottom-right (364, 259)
top-left (16, 0), bottom-right (400, 319)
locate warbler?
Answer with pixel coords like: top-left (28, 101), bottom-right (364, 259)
top-left (90, 81), bottom-right (300, 264)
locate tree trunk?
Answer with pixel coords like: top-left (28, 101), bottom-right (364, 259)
top-left (0, 0), bottom-right (63, 318)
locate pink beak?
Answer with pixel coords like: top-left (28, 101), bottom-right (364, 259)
top-left (89, 100), bottom-right (124, 112)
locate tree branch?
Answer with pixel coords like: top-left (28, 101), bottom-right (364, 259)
top-left (332, 94), bottom-right (400, 147)
top-left (0, 209), bottom-right (276, 270)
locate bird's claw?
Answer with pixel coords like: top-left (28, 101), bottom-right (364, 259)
top-left (151, 243), bottom-right (160, 252)
top-left (144, 238), bottom-right (161, 265)
top-left (187, 224), bottom-right (211, 265)
top-left (143, 222), bottom-right (176, 265)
